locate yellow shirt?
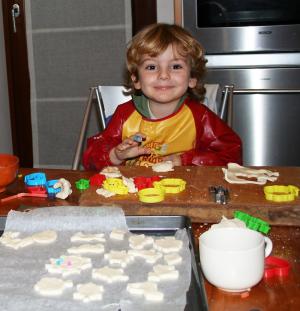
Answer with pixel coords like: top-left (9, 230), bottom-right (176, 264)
top-left (122, 105), bottom-right (196, 166)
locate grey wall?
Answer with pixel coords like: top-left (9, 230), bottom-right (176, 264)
top-left (26, 0), bottom-right (131, 168)
top-left (0, 7), bottom-right (13, 154)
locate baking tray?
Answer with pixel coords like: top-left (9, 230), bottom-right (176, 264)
top-left (0, 215), bottom-right (208, 311)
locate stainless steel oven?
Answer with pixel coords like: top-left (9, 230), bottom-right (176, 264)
top-left (183, 1), bottom-right (300, 166)
top-left (183, 0), bottom-right (300, 54)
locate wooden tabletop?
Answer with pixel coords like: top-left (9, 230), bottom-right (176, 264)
top-left (0, 167), bottom-right (300, 310)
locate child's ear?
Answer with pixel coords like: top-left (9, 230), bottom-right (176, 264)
top-left (131, 74), bottom-right (141, 89)
top-left (188, 78), bottom-right (197, 89)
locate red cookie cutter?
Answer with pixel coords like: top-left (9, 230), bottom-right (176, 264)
top-left (89, 174), bottom-right (106, 187)
top-left (264, 256), bottom-right (290, 278)
top-left (133, 176), bottom-right (161, 190)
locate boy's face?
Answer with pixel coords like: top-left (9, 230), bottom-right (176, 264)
top-left (131, 45), bottom-right (197, 107)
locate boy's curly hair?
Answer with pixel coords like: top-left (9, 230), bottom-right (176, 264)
top-left (124, 23), bottom-right (207, 101)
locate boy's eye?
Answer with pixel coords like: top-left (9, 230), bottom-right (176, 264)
top-left (172, 64), bottom-right (183, 70)
top-left (145, 64), bottom-right (156, 70)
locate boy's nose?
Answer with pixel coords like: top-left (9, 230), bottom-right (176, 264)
top-left (158, 68), bottom-right (170, 80)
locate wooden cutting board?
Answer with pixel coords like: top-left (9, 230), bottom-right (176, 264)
top-left (79, 166), bottom-right (300, 226)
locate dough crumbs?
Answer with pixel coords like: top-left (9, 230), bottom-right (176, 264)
top-left (128, 249), bottom-right (162, 264)
top-left (100, 166), bottom-right (122, 178)
top-left (104, 250), bottom-right (134, 267)
top-left (34, 277), bottom-right (73, 296)
top-left (31, 230), bottom-right (58, 244)
top-left (164, 253), bottom-right (182, 265)
top-left (110, 228), bottom-right (127, 241)
top-left (152, 161), bottom-right (174, 173)
top-left (129, 234), bottom-right (154, 250)
top-left (70, 232), bottom-right (106, 243)
top-left (127, 281), bottom-right (164, 302)
top-left (153, 236), bottom-right (183, 253)
top-left (73, 282), bottom-right (104, 303)
top-left (92, 266), bottom-right (129, 283)
top-left (148, 264), bottom-right (179, 282)
top-left (67, 243), bottom-right (105, 255)
top-left (96, 188), bottom-right (116, 198)
top-left (45, 255), bottom-right (92, 277)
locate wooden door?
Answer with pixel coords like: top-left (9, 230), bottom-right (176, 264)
top-left (2, 0), bottom-right (32, 167)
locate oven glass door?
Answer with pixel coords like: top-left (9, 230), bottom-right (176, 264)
top-left (197, 0), bottom-right (300, 27)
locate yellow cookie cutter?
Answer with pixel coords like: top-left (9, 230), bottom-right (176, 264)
top-left (264, 185), bottom-right (299, 202)
top-left (153, 178), bottom-right (186, 194)
top-left (138, 187), bottom-right (165, 203)
top-left (103, 178), bottom-right (128, 195)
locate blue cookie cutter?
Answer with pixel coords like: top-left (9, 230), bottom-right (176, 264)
top-left (24, 172), bottom-right (47, 187)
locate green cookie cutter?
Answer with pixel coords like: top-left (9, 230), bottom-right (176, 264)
top-left (234, 210), bottom-right (270, 234)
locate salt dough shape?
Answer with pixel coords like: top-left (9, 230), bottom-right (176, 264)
top-left (104, 250), bottom-right (134, 267)
top-left (71, 232), bottom-right (106, 243)
top-left (129, 234), bottom-right (154, 249)
top-left (164, 253), bottom-right (182, 265)
top-left (210, 216), bottom-right (246, 230)
top-left (127, 281), bottom-right (164, 302)
top-left (0, 231), bottom-right (20, 240)
top-left (96, 188), bottom-right (116, 198)
top-left (100, 166), bottom-right (122, 178)
top-left (153, 236), bottom-right (183, 253)
top-left (128, 249), bottom-right (162, 264)
top-left (0, 235), bottom-right (33, 250)
top-left (54, 178), bottom-right (72, 199)
top-left (31, 230), bottom-right (58, 244)
top-left (148, 264), bottom-right (179, 282)
top-left (34, 277), bottom-right (73, 296)
top-left (110, 228), bottom-right (127, 241)
top-left (122, 176), bottom-right (138, 193)
top-left (152, 161), bottom-right (174, 172)
top-left (222, 162), bottom-right (279, 185)
top-left (73, 282), bottom-right (104, 303)
top-left (67, 243), bottom-right (105, 255)
top-left (46, 255), bottom-right (92, 277)
top-left (92, 266), bottom-right (129, 283)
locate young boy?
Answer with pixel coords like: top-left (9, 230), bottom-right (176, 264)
top-left (83, 23), bottom-right (242, 170)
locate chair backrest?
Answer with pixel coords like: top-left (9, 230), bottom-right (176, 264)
top-left (97, 86), bottom-right (131, 129)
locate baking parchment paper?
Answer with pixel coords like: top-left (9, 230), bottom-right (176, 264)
top-left (0, 206), bottom-right (191, 311)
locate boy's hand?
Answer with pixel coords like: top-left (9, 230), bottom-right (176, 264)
top-left (109, 134), bottom-right (150, 165)
top-left (163, 154), bottom-right (182, 166)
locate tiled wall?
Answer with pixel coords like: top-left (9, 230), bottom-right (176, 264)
top-left (26, 0), bottom-right (131, 168)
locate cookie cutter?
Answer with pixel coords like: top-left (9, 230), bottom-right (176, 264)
top-left (234, 210), bottom-right (270, 234)
top-left (133, 176), bottom-right (161, 190)
top-left (153, 178), bottom-right (186, 194)
top-left (103, 178), bottom-right (128, 195)
top-left (75, 178), bottom-right (90, 190)
top-left (46, 179), bottom-right (61, 197)
top-left (264, 256), bottom-right (290, 278)
top-left (138, 187), bottom-right (165, 203)
top-left (209, 186), bottom-right (229, 204)
top-left (24, 172), bottom-right (47, 187)
top-left (264, 185), bottom-right (299, 202)
top-left (89, 174), bottom-right (106, 187)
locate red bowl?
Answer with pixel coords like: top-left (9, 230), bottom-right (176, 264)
top-left (0, 154), bottom-right (19, 193)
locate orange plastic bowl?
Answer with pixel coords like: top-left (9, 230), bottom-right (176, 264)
top-left (0, 154), bottom-right (19, 193)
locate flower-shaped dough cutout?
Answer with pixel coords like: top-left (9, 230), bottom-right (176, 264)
top-left (153, 237), bottom-right (183, 253)
top-left (164, 253), bottom-right (182, 265)
top-left (34, 277), bottom-right (73, 296)
top-left (31, 230), bottom-right (58, 244)
top-left (128, 249), bottom-right (162, 264)
top-left (45, 255), bottom-right (92, 277)
top-left (104, 250), bottom-right (134, 267)
top-left (92, 266), bottom-right (129, 283)
top-left (109, 228), bottom-right (127, 241)
top-left (148, 264), bottom-right (179, 282)
top-left (71, 232), bottom-right (106, 243)
top-left (67, 243), bottom-right (105, 255)
top-left (73, 282), bottom-right (104, 302)
top-left (129, 234), bottom-right (154, 250)
top-left (127, 282), bottom-right (164, 302)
